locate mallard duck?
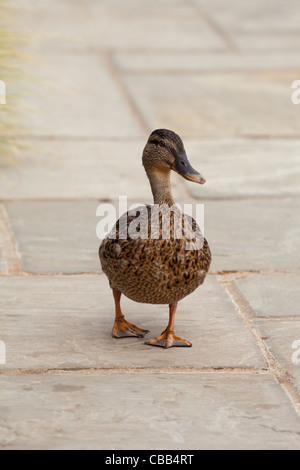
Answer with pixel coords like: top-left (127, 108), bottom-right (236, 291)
top-left (99, 129), bottom-right (211, 348)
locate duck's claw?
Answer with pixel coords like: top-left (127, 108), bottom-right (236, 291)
top-left (112, 317), bottom-right (150, 339)
top-left (145, 330), bottom-right (192, 349)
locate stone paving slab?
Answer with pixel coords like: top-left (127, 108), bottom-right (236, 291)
top-left (230, 33), bottom-right (300, 52)
top-left (194, 0), bottom-right (300, 52)
top-left (254, 319), bottom-right (300, 395)
top-left (0, 140), bottom-right (155, 200)
top-left (205, 198), bottom-right (300, 272)
top-left (0, 275), bottom-right (265, 370)
top-left (14, 52), bottom-right (142, 138)
top-left (195, 0), bottom-right (300, 32)
top-left (86, 0), bottom-right (196, 16)
top-left (123, 71), bottom-right (300, 138)
top-left (1, 373), bottom-right (300, 450)
top-left (8, 0), bottom-right (105, 51)
top-left (182, 139), bottom-right (300, 199)
top-left (17, 3), bottom-right (300, 56)
top-left (5, 197), bottom-right (300, 274)
top-left (115, 51), bottom-right (300, 72)
top-left (2, 139), bottom-right (300, 200)
top-left (4, 201), bottom-right (101, 274)
top-left (11, 0), bottom-right (226, 52)
top-left (84, 4), bottom-right (226, 51)
top-left (236, 273), bottom-right (300, 318)
top-left (2, 0), bottom-right (300, 450)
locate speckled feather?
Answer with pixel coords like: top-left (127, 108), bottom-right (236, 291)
top-left (99, 204), bottom-right (211, 304)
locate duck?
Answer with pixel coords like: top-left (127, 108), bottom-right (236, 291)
top-left (99, 129), bottom-right (211, 349)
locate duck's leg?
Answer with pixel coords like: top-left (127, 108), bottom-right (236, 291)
top-left (145, 303), bottom-right (192, 348)
top-left (112, 290), bottom-right (150, 339)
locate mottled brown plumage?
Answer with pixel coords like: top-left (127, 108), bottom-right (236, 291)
top-left (99, 129), bottom-right (211, 348)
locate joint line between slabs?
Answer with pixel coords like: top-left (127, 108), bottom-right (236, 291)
top-left (221, 279), bottom-right (300, 417)
top-left (0, 366), bottom-right (269, 376)
top-left (187, 0), bottom-right (238, 52)
top-left (101, 51), bottom-right (151, 136)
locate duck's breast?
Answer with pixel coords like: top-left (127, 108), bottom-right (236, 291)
top-left (99, 205), bottom-right (211, 304)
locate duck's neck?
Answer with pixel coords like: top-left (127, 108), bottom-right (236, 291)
top-left (146, 168), bottom-right (175, 205)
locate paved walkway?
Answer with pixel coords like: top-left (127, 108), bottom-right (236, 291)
top-left (1, 0), bottom-right (300, 450)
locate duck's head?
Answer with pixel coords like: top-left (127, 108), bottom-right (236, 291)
top-left (142, 129), bottom-right (206, 185)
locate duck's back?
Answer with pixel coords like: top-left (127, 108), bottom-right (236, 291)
top-left (99, 204), bottom-right (211, 304)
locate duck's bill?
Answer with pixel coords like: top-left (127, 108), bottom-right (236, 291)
top-left (172, 154), bottom-right (206, 185)
top-left (182, 172), bottom-right (206, 184)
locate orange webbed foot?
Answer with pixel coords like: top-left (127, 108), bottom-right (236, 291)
top-left (112, 316), bottom-right (150, 339)
top-left (145, 330), bottom-right (192, 349)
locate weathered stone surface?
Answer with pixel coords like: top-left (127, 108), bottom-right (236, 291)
top-left (5, 197), bottom-right (300, 274)
top-left (182, 139), bottom-right (300, 199)
top-left (0, 140), bottom-right (154, 200)
top-left (1, 0), bottom-right (300, 451)
top-left (194, 0), bottom-right (300, 52)
top-left (123, 72), bottom-right (300, 138)
top-left (14, 52), bottom-right (142, 138)
top-left (230, 33), bottom-right (300, 52)
top-left (254, 319), bottom-right (300, 395)
top-left (1, 373), bottom-right (300, 450)
top-left (194, 0), bottom-right (300, 32)
top-left (86, 7), bottom-right (226, 51)
top-left (4, 201), bottom-right (101, 274)
top-left (115, 51), bottom-right (300, 72)
top-left (87, 0), bottom-right (198, 16)
top-left (236, 273), bottom-right (300, 317)
top-left (3, 195), bottom-right (182, 274)
top-left (205, 198), bottom-right (300, 272)
top-left (10, 0), bottom-right (226, 52)
top-left (0, 275), bottom-right (265, 370)
top-left (2, 139), bottom-right (300, 200)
